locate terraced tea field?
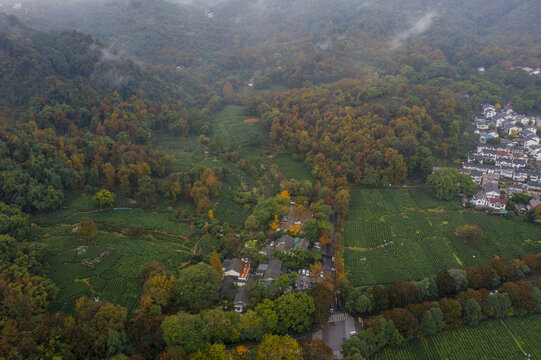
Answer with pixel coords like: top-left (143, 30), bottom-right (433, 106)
top-left (35, 194), bottom-right (196, 313)
top-left (343, 189), bottom-right (541, 285)
top-left (378, 315), bottom-right (541, 359)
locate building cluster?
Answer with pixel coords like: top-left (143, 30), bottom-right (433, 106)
top-left (461, 104), bottom-right (541, 213)
top-left (510, 66), bottom-right (541, 77)
top-left (221, 234), bottom-right (315, 314)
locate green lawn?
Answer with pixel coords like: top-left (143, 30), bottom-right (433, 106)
top-left (343, 189), bottom-right (541, 285)
top-left (213, 105), bottom-right (270, 149)
top-left (377, 315), bottom-right (541, 359)
top-left (273, 155), bottom-right (314, 182)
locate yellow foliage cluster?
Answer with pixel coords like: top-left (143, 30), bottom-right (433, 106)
top-left (289, 223), bottom-right (301, 236)
top-left (270, 214), bottom-right (279, 230)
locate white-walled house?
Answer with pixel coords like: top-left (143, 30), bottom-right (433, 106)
top-left (471, 192), bottom-right (488, 207)
top-left (488, 198), bottom-right (506, 210)
top-left (482, 183), bottom-right (501, 199)
top-left (482, 104), bottom-right (496, 118)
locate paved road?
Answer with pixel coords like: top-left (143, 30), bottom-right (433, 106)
top-left (312, 311), bottom-right (357, 360)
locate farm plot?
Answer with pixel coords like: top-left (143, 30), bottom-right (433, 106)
top-left (154, 132), bottom-right (204, 172)
top-left (377, 315), bottom-right (541, 360)
top-left (343, 221), bottom-right (393, 248)
top-left (343, 189), bottom-right (541, 286)
top-left (45, 230), bottom-right (192, 314)
top-left (273, 155), bottom-right (314, 183)
top-left (408, 188), bottom-right (461, 210)
top-left (213, 105), bottom-right (270, 148)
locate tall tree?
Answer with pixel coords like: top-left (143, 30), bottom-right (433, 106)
top-left (255, 334), bottom-right (302, 360)
top-left (78, 217), bottom-right (97, 245)
top-left (209, 250), bottom-right (223, 277)
top-left (174, 263), bottom-right (221, 313)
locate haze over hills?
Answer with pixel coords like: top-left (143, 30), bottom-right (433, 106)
top-left (0, 1), bottom-right (541, 359)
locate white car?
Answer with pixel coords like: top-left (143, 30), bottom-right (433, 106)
top-left (294, 220), bottom-right (301, 225)
top-left (301, 269), bottom-right (306, 275)
top-left (270, 241), bottom-right (275, 247)
top-left (306, 270), bottom-right (310, 277)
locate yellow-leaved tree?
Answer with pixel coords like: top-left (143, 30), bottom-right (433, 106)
top-left (210, 250), bottom-right (223, 277)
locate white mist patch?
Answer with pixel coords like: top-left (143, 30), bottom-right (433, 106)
top-left (315, 38), bottom-right (332, 51)
top-left (390, 10), bottom-right (438, 50)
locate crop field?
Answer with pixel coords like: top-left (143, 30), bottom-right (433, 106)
top-left (44, 230), bottom-right (193, 314)
top-left (273, 155), bottom-right (314, 182)
top-left (213, 105), bottom-right (270, 149)
top-left (343, 189), bottom-right (541, 285)
top-left (34, 193), bottom-right (198, 313)
top-left (155, 132), bottom-right (205, 172)
top-left (377, 315), bottom-right (541, 359)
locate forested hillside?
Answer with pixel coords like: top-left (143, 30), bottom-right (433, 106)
top-left (0, 14), bottom-right (192, 212)
top-left (0, 1), bottom-right (540, 359)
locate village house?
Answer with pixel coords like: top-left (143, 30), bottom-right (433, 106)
top-left (511, 159), bottom-right (527, 169)
top-left (530, 171), bottom-right (541, 182)
top-left (513, 170), bottom-right (529, 183)
top-left (495, 157), bottom-right (512, 167)
top-left (516, 203), bottom-right (529, 214)
top-left (476, 120), bottom-right (489, 130)
top-left (504, 124), bottom-right (522, 136)
top-left (488, 198), bottom-right (506, 211)
top-left (480, 132), bottom-right (499, 143)
top-left (507, 185), bottom-right (524, 196)
top-left (468, 154), bottom-right (485, 163)
top-left (222, 258), bottom-right (250, 287)
top-left (526, 181), bottom-right (541, 194)
top-left (482, 183), bottom-right (501, 199)
top-left (527, 199), bottom-right (541, 211)
top-left (469, 170), bottom-right (483, 184)
top-left (262, 258), bottom-right (284, 282)
top-left (471, 191), bottom-right (488, 208)
top-left (522, 134), bottom-right (540, 148)
top-left (482, 173), bottom-right (500, 184)
top-left (233, 287), bottom-right (250, 314)
top-left (275, 235), bottom-right (309, 254)
top-left (499, 166), bottom-right (514, 179)
top-left (482, 104), bottom-right (496, 118)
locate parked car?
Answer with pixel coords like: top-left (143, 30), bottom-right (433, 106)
top-left (300, 280), bottom-right (304, 287)
top-left (270, 241), bottom-right (275, 247)
top-left (294, 220), bottom-right (301, 225)
top-left (301, 269), bottom-right (306, 275)
top-left (329, 306), bottom-right (334, 314)
top-left (308, 282), bottom-right (313, 288)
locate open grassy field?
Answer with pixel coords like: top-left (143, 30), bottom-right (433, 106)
top-left (34, 194), bottom-right (196, 313)
top-left (273, 155), bottom-right (314, 182)
top-left (213, 105), bottom-right (270, 150)
top-left (343, 189), bottom-right (541, 285)
top-left (377, 315), bottom-right (541, 359)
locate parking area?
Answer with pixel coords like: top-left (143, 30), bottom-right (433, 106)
top-left (296, 273), bottom-right (314, 290)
